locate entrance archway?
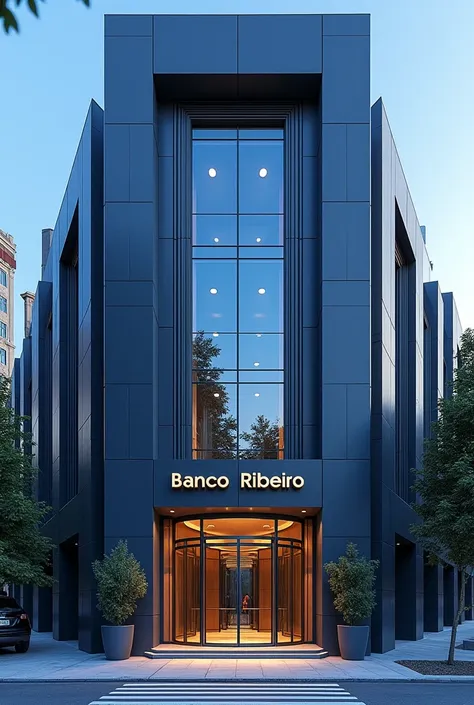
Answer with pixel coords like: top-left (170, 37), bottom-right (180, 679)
top-left (173, 516), bottom-right (303, 646)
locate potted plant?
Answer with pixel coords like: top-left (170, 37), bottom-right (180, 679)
top-left (324, 543), bottom-right (379, 660)
top-left (92, 540), bottom-right (148, 660)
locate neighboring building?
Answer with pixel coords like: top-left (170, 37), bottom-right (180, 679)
top-left (13, 14), bottom-right (470, 656)
top-left (0, 228), bottom-right (16, 377)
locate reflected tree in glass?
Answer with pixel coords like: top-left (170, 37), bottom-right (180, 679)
top-left (192, 332), bottom-right (237, 458)
top-left (239, 414), bottom-right (282, 460)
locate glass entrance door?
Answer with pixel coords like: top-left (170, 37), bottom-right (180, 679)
top-left (239, 542), bottom-right (272, 645)
top-left (173, 516), bottom-right (304, 646)
top-left (204, 539), bottom-right (273, 646)
top-left (205, 540), bottom-right (238, 645)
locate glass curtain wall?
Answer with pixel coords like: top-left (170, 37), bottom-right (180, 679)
top-left (192, 128), bottom-right (284, 459)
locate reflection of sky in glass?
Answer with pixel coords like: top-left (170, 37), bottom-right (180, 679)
top-left (193, 215), bottom-right (237, 246)
top-left (193, 141), bottom-right (237, 214)
top-left (192, 129), bottom-right (284, 455)
top-left (238, 334), bottom-right (283, 369)
top-left (239, 383), bottom-right (284, 448)
top-left (193, 260), bottom-right (236, 332)
top-left (239, 215), bottom-right (283, 246)
top-left (239, 260), bottom-right (283, 333)
top-left (239, 142), bottom-right (284, 214)
top-left (193, 332), bottom-right (283, 372)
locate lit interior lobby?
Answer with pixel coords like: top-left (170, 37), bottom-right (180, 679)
top-left (168, 515), bottom-right (313, 647)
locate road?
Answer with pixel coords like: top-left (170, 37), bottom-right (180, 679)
top-left (0, 680), bottom-right (474, 704)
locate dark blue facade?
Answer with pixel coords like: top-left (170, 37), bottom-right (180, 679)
top-left (13, 14), bottom-right (469, 656)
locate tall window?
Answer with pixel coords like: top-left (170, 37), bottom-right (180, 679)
top-left (0, 347), bottom-right (6, 366)
top-left (0, 269), bottom-right (7, 287)
top-left (0, 322), bottom-right (7, 339)
top-left (60, 211), bottom-right (79, 504)
top-left (0, 295), bottom-right (7, 313)
top-left (423, 316), bottom-right (431, 439)
top-left (192, 128), bottom-right (284, 460)
top-left (395, 243), bottom-right (410, 500)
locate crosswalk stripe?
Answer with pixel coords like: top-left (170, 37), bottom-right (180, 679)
top-left (115, 684), bottom-right (351, 691)
top-left (88, 681), bottom-right (365, 704)
top-left (114, 687), bottom-right (347, 692)
top-left (120, 683), bottom-right (343, 687)
top-left (115, 689), bottom-right (350, 691)
top-left (118, 684), bottom-right (345, 688)
top-left (94, 693), bottom-right (357, 703)
top-left (116, 687), bottom-right (349, 691)
top-left (106, 695), bottom-right (356, 699)
top-left (112, 686), bottom-right (350, 693)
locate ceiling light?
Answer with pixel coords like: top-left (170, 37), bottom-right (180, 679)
top-left (259, 168), bottom-right (268, 178)
top-left (208, 168), bottom-right (217, 177)
top-left (254, 393), bottom-right (260, 397)
top-left (256, 237), bottom-right (262, 243)
top-left (263, 524), bottom-right (271, 528)
top-left (256, 333), bottom-right (262, 338)
top-left (254, 362), bottom-right (260, 367)
top-left (258, 288), bottom-right (266, 295)
top-left (207, 524), bottom-right (215, 529)
top-left (210, 288), bottom-right (218, 294)
top-left (396, 542), bottom-right (401, 546)
top-left (301, 510), bottom-right (307, 514)
top-left (214, 392), bottom-right (220, 398)
top-left (212, 332), bottom-right (219, 337)
top-left (170, 510), bottom-right (175, 514)
top-left (214, 237), bottom-right (219, 243)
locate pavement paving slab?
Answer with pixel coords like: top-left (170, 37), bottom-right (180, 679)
top-left (1, 622), bottom-right (474, 682)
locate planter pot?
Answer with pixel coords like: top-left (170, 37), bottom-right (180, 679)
top-left (337, 625), bottom-right (369, 661)
top-left (101, 625), bottom-right (134, 660)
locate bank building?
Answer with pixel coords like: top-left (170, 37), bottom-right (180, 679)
top-left (12, 13), bottom-right (470, 657)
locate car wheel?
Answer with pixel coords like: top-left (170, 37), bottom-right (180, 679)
top-left (15, 641), bottom-right (30, 653)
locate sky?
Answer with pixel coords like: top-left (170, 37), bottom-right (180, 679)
top-left (1, 0), bottom-right (473, 350)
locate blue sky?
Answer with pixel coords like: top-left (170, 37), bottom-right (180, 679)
top-left (1, 0), bottom-right (473, 350)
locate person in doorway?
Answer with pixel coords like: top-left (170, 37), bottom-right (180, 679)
top-left (242, 594), bottom-right (251, 625)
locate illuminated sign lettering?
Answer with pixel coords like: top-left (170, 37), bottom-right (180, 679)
top-left (171, 472), bottom-right (304, 491)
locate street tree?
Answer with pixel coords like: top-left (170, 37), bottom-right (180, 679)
top-left (0, 377), bottom-right (53, 588)
top-left (411, 328), bottom-right (474, 665)
top-left (1, 0), bottom-right (90, 34)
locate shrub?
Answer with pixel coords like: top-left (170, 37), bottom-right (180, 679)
top-left (324, 543), bottom-right (379, 626)
top-left (92, 540), bottom-right (147, 626)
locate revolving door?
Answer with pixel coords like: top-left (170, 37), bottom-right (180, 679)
top-left (173, 516), bottom-right (303, 646)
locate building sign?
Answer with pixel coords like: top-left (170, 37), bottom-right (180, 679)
top-left (171, 472), bottom-right (304, 491)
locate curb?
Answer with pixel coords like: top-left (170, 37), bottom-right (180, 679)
top-left (2, 676), bottom-right (474, 683)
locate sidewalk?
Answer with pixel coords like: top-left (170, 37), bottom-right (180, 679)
top-left (1, 622), bottom-right (474, 682)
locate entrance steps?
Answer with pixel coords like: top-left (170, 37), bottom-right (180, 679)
top-left (145, 644), bottom-right (328, 659)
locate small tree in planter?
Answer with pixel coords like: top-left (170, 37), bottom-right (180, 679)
top-left (324, 543), bottom-right (379, 660)
top-left (92, 540), bottom-right (147, 660)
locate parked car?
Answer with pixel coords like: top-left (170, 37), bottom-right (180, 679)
top-left (0, 595), bottom-right (31, 653)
